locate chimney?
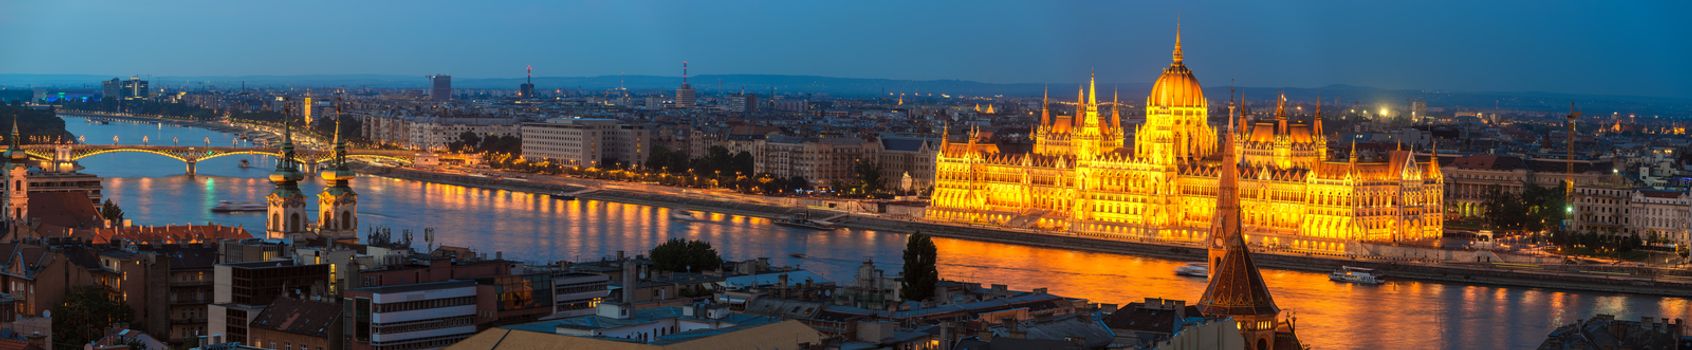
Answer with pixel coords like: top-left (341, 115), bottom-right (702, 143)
top-left (778, 273), bottom-right (789, 299)
top-left (622, 253), bottom-right (637, 308)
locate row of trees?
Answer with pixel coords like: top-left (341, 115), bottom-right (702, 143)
top-left (448, 132), bottom-right (520, 154)
top-left (647, 232), bottom-right (942, 302)
top-left (1480, 183), bottom-right (1565, 233)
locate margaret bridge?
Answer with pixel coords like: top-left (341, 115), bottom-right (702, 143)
top-left (10, 143), bottom-right (419, 175)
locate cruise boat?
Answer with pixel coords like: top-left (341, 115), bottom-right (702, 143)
top-left (670, 209), bottom-right (699, 221)
top-left (210, 201), bottom-right (266, 213)
top-left (1175, 263), bottom-right (1209, 277)
top-left (550, 191), bottom-right (577, 201)
top-left (1329, 266), bottom-right (1386, 285)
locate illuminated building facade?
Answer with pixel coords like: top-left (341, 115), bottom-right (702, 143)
top-left (927, 30), bottom-right (1443, 251)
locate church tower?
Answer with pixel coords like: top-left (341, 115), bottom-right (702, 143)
top-left (267, 114), bottom-right (310, 240)
top-left (5, 118), bottom-right (28, 224)
top-left (1199, 103), bottom-right (1297, 348)
top-left (318, 102), bottom-right (359, 241)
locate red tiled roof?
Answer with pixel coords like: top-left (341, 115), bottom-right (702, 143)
top-left (77, 224), bottom-right (252, 245)
top-left (26, 192), bottom-right (100, 229)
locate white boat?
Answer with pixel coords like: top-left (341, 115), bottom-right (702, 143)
top-left (211, 201), bottom-right (266, 213)
top-left (1329, 266), bottom-right (1386, 285)
top-left (550, 191), bottom-right (577, 200)
top-left (774, 214), bottom-right (838, 230)
top-left (670, 209), bottom-right (698, 221)
top-left (1175, 263), bottom-right (1209, 277)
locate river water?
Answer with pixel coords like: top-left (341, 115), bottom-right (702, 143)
top-left (64, 115), bottom-right (1688, 349)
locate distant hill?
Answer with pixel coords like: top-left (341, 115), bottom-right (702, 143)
top-left (4, 73), bottom-right (1688, 117)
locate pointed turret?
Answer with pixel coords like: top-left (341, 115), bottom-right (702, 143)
top-left (1110, 88), bottom-right (1121, 133)
top-left (939, 121), bottom-right (951, 151)
top-left (1426, 139), bottom-right (1443, 179)
top-left (7, 115), bottom-right (26, 163)
top-left (1349, 139), bottom-right (1360, 164)
top-left (1313, 95), bottom-right (1325, 136)
top-left (1040, 86), bottom-right (1051, 126)
top-left (1275, 92), bottom-right (1288, 134)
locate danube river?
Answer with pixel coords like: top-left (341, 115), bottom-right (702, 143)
top-left (65, 115), bottom-right (1687, 349)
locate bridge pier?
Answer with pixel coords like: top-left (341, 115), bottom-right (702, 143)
top-left (185, 159), bottom-right (197, 177)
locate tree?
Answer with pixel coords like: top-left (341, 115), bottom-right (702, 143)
top-left (851, 160), bottom-right (887, 197)
top-left (900, 231), bottom-right (939, 301)
top-left (99, 199), bottom-right (125, 224)
top-left (730, 151), bottom-right (755, 175)
top-left (649, 238), bottom-right (723, 272)
top-left (53, 286), bottom-right (134, 349)
top-left (448, 131), bottom-right (482, 153)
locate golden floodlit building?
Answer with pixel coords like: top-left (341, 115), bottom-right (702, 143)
top-left (927, 29), bottom-right (1443, 252)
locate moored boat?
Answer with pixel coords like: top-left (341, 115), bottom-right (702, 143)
top-left (1329, 266), bottom-right (1386, 285)
top-left (1175, 263), bottom-right (1209, 277)
top-left (670, 209), bottom-right (699, 220)
top-left (211, 201), bottom-right (266, 213)
top-left (774, 214), bottom-right (838, 230)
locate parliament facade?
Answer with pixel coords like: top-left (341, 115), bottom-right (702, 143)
top-left (927, 31), bottom-right (1443, 252)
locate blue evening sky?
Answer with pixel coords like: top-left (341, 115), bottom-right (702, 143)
top-left (2, 1), bottom-right (1688, 97)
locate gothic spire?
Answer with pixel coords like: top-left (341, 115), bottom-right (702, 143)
top-left (1110, 87), bottom-right (1121, 132)
top-left (1349, 139), bottom-right (1359, 164)
top-left (1040, 85), bottom-right (1050, 127)
top-left (1314, 94), bottom-right (1325, 136)
top-left (332, 98), bottom-right (347, 168)
top-left (1197, 79), bottom-right (1278, 318)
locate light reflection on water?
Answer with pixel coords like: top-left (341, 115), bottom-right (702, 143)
top-left (65, 116), bottom-right (1689, 349)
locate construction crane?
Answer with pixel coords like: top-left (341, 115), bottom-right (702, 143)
top-left (1564, 101), bottom-right (1581, 229)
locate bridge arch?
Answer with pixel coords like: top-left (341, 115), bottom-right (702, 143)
top-left (196, 150), bottom-right (285, 163)
top-left (318, 154), bottom-right (414, 165)
top-left (71, 148), bottom-right (192, 162)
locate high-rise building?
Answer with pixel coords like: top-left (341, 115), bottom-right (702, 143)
top-left (429, 74), bottom-right (453, 102)
top-left (518, 65), bottom-right (536, 99)
top-left (728, 91), bottom-right (759, 114)
top-left (101, 76), bottom-right (150, 101)
top-left (927, 27), bottom-right (1444, 252)
top-left (674, 61), bottom-right (696, 109)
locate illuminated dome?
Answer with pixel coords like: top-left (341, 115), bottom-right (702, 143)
top-left (1147, 29), bottom-right (1206, 109)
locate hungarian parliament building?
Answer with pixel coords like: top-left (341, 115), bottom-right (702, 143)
top-left (927, 32), bottom-right (1444, 253)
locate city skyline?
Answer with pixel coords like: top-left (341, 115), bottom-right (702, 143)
top-left (2, 1), bottom-right (1690, 98)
